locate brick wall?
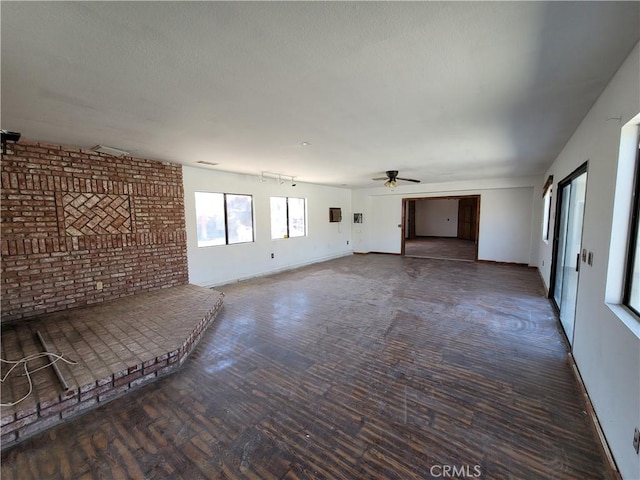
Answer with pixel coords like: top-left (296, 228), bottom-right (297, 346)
top-left (1, 141), bottom-right (189, 323)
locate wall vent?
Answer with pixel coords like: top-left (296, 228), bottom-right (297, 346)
top-left (91, 145), bottom-right (129, 157)
top-left (329, 207), bottom-right (342, 223)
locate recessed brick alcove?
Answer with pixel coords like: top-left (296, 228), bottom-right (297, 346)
top-left (0, 285), bottom-right (224, 450)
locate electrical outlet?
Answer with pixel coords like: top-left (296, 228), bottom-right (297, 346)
top-left (633, 427), bottom-right (640, 454)
top-left (347, 240), bottom-right (349, 245)
top-left (271, 253), bottom-right (274, 259)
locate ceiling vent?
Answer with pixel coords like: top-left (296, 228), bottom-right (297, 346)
top-left (91, 145), bottom-right (129, 157)
top-left (196, 161), bottom-right (219, 166)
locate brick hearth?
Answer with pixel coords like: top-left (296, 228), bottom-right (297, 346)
top-left (0, 285), bottom-right (223, 449)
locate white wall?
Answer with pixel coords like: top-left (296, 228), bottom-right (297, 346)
top-left (183, 167), bottom-right (352, 287)
top-left (478, 187), bottom-right (534, 264)
top-left (366, 195), bottom-right (405, 253)
top-left (352, 178), bottom-right (536, 265)
top-left (415, 199), bottom-right (459, 237)
top-left (537, 43), bottom-right (640, 480)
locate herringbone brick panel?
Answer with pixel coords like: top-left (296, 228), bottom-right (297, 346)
top-left (62, 193), bottom-right (131, 236)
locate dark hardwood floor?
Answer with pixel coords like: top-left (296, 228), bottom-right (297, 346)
top-left (1, 255), bottom-right (611, 479)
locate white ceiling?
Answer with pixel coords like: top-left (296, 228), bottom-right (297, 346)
top-left (1, 2), bottom-right (638, 188)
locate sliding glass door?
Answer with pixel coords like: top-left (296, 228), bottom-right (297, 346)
top-left (551, 164), bottom-right (588, 346)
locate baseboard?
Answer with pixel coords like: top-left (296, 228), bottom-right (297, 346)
top-left (537, 268), bottom-right (549, 297)
top-left (567, 353), bottom-right (621, 480)
top-left (412, 235), bottom-right (459, 239)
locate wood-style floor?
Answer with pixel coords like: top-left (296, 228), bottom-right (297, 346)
top-left (404, 237), bottom-right (477, 262)
top-left (1, 255), bottom-right (611, 479)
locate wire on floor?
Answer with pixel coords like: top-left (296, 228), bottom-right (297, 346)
top-left (0, 353), bottom-right (77, 407)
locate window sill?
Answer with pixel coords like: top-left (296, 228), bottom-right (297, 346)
top-left (605, 303), bottom-right (640, 339)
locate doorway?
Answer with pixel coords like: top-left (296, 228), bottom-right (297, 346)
top-left (550, 163), bottom-right (588, 346)
top-left (401, 195), bottom-right (480, 261)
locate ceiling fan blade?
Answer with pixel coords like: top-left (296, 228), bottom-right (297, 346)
top-left (372, 177), bottom-right (389, 181)
top-left (397, 177), bottom-right (421, 183)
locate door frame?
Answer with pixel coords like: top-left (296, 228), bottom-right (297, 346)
top-left (549, 161), bottom-right (589, 316)
top-left (400, 195), bottom-right (480, 259)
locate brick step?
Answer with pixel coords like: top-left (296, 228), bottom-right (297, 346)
top-left (1, 285), bottom-right (224, 449)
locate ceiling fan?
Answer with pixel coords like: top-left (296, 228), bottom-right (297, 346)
top-left (372, 170), bottom-right (421, 188)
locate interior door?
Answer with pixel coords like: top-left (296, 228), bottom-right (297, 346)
top-left (457, 197), bottom-right (478, 241)
top-left (551, 165), bottom-right (588, 345)
top-left (407, 200), bottom-right (416, 239)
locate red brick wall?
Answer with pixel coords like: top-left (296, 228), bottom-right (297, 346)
top-left (1, 141), bottom-right (189, 323)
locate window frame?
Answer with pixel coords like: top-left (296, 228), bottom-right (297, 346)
top-left (195, 191), bottom-right (254, 247)
top-left (270, 196), bottom-right (307, 240)
top-left (542, 175), bottom-right (554, 242)
top-left (622, 144), bottom-right (640, 317)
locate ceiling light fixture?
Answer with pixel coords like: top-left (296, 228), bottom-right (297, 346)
top-left (260, 171), bottom-right (297, 186)
top-left (384, 179), bottom-right (398, 188)
top-left (301, 141), bottom-right (311, 146)
top-left (91, 145), bottom-right (129, 157)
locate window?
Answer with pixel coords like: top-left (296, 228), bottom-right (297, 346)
top-left (270, 196), bottom-right (306, 239)
top-left (623, 145), bottom-right (640, 316)
top-left (542, 175), bottom-right (553, 242)
top-left (195, 192), bottom-right (253, 247)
